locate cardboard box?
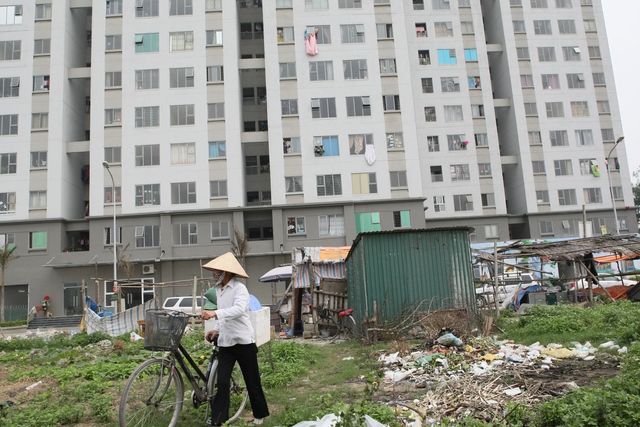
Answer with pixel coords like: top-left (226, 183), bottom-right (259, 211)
top-left (204, 307), bottom-right (271, 347)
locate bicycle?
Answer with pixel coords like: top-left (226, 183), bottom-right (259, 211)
top-left (316, 300), bottom-right (357, 340)
top-left (119, 310), bottom-right (248, 427)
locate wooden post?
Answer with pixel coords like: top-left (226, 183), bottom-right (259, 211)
top-left (192, 276), bottom-right (197, 327)
top-left (81, 279), bottom-right (86, 315)
top-left (493, 241), bottom-right (500, 319)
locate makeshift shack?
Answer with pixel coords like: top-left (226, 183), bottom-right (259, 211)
top-left (345, 228), bottom-right (476, 333)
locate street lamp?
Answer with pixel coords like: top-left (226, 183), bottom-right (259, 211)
top-left (102, 161), bottom-right (118, 311)
top-left (606, 136), bottom-right (625, 235)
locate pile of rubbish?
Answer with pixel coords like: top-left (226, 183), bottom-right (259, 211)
top-left (376, 335), bottom-right (623, 425)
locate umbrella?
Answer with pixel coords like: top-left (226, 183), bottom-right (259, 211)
top-left (259, 265), bottom-right (292, 283)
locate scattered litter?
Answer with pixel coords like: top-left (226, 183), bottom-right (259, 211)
top-left (504, 387), bottom-right (522, 396)
top-left (599, 341), bottom-right (615, 348)
top-left (436, 333), bottom-right (463, 347)
top-left (130, 332), bottom-right (143, 342)
top-left (618, 346), bottom-right (628, 354)
top-left (342, 356), bottom-right (354, 360)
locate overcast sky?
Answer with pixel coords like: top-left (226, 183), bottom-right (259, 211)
top-left (601, 2), bottom-right (640, 180)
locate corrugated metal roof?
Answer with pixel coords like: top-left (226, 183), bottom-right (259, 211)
top-left (497, 235), bottom-right (640, 261)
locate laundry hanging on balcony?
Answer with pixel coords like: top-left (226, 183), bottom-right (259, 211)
top-left (305, 29), bottom-right (318, 56)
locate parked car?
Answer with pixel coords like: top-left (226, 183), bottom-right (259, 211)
top-left (476, 274), bottom-right (539, 307)
top-left (162, 296), bottom-right (203, 314)
top-left (565, 276), bottom-right (636, 291)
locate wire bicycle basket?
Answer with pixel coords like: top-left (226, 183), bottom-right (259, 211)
top-left (144, 310), bottom-right (190, 351)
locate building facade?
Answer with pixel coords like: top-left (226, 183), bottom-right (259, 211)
top-left (0, 0), bottom-right (634, 318)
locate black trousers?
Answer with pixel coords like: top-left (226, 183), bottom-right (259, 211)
top-left (210, 343), bottom-right (269, 424)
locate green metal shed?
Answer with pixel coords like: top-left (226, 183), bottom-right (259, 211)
top-left (345, 227), bottom-right (476, 329)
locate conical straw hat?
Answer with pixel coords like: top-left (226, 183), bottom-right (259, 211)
top-left (202, 252), bottom-right (249, 278)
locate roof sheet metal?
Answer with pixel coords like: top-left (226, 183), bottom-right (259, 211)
top-left (346, 228), bottom-right (476, 326)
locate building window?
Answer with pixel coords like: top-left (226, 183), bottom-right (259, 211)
top-left (538, 47), bottom-right (556, 61)
top-left (29, 231), bottom-right (47, 250)
top-left (562, 46), bottom-right (581, 61)
top-left (170, 32), bottom-right (194, 52)
top-left (539, 221), bottom-right (554, 236)
top-left (169, 68), bottom-right (194, 88)
top-left (136, 69), bottom-right (159, 90)
top-left (475, 133), bottom-right (489, 147)
top-left (424, 107), bottom-right (436, 122)
top-left (207, 103), bottom-right (224, 120)
top-left (433, 0), bottom-right (450, 9)
top-left (209, 141), bottom-right (226, 158)
top-left (441, 77), bottom-right (460, 92)
top-left (558, 19), bottom-right (576, 34)
top-left (35, 3), bottom-right (52, 19)
top-left (546, 102), bottom-right (564, 118)
top-left (319, 214), bottom-right (345, 237)
top-left (376, 23), bottom-right (393, 39)
top-left (422, 78), bottom-right (434, 93)
top-left (285, 176), bottom-right (303, 193)
top-left (484, 225), bottom-right (499, 239)
top-left (531, 0), bottom-right (548, 7)
top-left (383, 95), bottom-right (401, 112)
top-left (281, 99), bottom-right (298, 116)
top-left (32, 75), bottom-right (49, 92)
top-left (0, 77), bottom-right (19, 98)
top-left (418, 50), bottom-right (431, 65)
top-left (170, 143), bottom-right (195, 165)
top-left (584, 19), bottom-right (597, 32)
top-left (482, 193), bottom-right (496, 207)
top-left (386, 133), bottom-right (403, 150)
top-left (104, 186), bottom-right (121, 203)
top-left (105, 71), bottom-right (122, 88)
top-left (451, 164), bottom-right (470, 181)
top-left (354, 213), bottom-right (381, 233)
top-left (584, 188), bottom-right (602, 204)
top-left (170, 104), bottom-right (195, 126)
top-left (532, 160), bottom-right (546, 174)
top-left (0, 192), bottom-right (16, 213)
top-left (134, 33), bottom-right (159, 53)
top-left (575, 129), bottom-right (594, 146)
top-left (521, 74), bottom-right (534, 88)
top-left (427, 136), bottom-right (440, 152)
top-left (343, 59), bottom-right (368, 80)
top-left (434, 22), bottom-right (453, 37)
top-left (558, 189), bottom-right (577, 205)
top-left (279, 62), bottom-right (296, 79)
top-left (311, 98), bottom-right (337, 118)
top-left (390, 171), bottom-right (407, 188)
top-left (453, 195), bottom-right (473, 212)
top-left (339, 0), bottom-right (362, 8)
top-left (31, 151), bottom-right (47, 169)
top-left (135, 184), bottom-right (160, 206)
top-left (415, 23), bottom-right (427, 37)
top-left (244, 155), bottom-right (270, 175)
top-left (104, 147), bottom-right (121, 164)
top-left (570, 101), bottom-right (589, 117)
top-left (340, 24), bottom-right (365, 43)
top-left (471, 105), bottom-right (485, 118)
top-left (380, 59), bottom-right (397, 75)
top-left (554, 159), bottom-right (573, 176)
top-left (537, 190), bottom-right (550, 204)
top-left (588, 45), bottom-right (601, 59)
top-left (305, 0), bottom-right (328, 9)
top-left (516, 47), bottom-right (530, 60)
top-left (413, 0), bottom-right (424, 9)
top-left (286, 217), bottom-right (306, 235)
top-left (601, 128), bottom-right (615, 142)
top-left (135, 0), bottom-right (159, 17)
top-left (135, 144), bottom-right (160, 166)
top-left (206, 66), bottom-right (224, 83)
top-left (392, 211), bottom-right (411, 228)
top-left (277, 27), bottom-right (294, 43)
top-left (461, 21), bottom-right (474, 34)
top-left (349, 134), bottom-right (373, 155)
top-left (540, 74), bottom-right (561, 90)
top-left (566, 73), bottom-right (585, 89)
top-left (579, 158), bottom-right (596, 175)
top-left (444, 105), bottom-right (463, 122)
top-left (210, 180), bottom-right (228, 198)
top-left (438, 49), bottom-right (457, 64)
top-left (0, 40), bottom-right (20, 61)
top-left (524, 103), bottom-right (538, 116)
top-left (31, 113), bottom-right (48, 130)
top-left (534, 20), bottom-right (552, 35)
top-left (314, 136), bottom-right (339, 157)
top-left (612, 186), bottom-right (623, 201)
top-left (469, 76), bottom-right (481, 89)
top-left (431, 166), bottom-right (443, 182)
top-left (0, 114), bottom-right (18, 135)
top-left (448, 134), bottom-right (467, 150)
top-left (548, 130), bottom-right (568, 146)
top-left (0, 153), bottom-right (17, 174)
top-left (344, 96), bottom-right (370, 117)
top-left (317, 174), bottom-right (342, 196)
top-left (309, 61), bottom-right (334, 81)
top-left (34, 39), bottom-right (51, 55)
top-left (513, 20), bottom-right (526, 33)
top-left (597, 100), bottom-right (611, 115)
top-left (135, 106), bottom-right (159, 127)
top-left (433, 196), bottom-right (445, 212)
top-left (170, 0), bottom-right (192, 15)
top-left (106, 0), bottom-right (123, 15)
top-left (352, 173), bottom-right (377, 194)
top-left (478, 163), bottom-right (492, 177)
top-left (464, 49), bottom-right (478, 61)
top-left (134, 225), bottom-right (160, 248)
top-left (211, 220), bottom-right (229, 239)
top-left (284, 137), bottom-right (301, 154)
top-left (175, 223), bottom-right (197, 245)
top-left (0, 6), bottom-right (23, 25)
top-left (592, 72), bottom-right (606, 86)
top-left (105, 35), bottom-right (122, 51)
top-left (171, 182), bottom-right (196, 204)
top-left (528, 131), bottom-right (542, 145)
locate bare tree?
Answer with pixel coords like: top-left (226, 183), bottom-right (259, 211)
top-left (0, 244), bottom-right (18, 323)
top-left (231, 223), bottom-right (250, 268)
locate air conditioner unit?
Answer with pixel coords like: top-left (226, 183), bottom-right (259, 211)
top-left (142, 264), bottom-right (155, 275)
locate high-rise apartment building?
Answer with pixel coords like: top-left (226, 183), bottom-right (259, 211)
top-left (0, 0), bottom-right (633, 317)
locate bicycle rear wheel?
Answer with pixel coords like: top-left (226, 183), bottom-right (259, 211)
top-left (317, 313), bottom-right (339, 339)
top-left (119, 358), bottom-right (184, 427)
top-left (206, 360), bottom-right (249, 424)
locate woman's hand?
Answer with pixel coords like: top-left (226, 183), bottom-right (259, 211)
top-left (206, 330), bottom-right (219, 343)
top-left (201, 310), bottom-right (217, 321)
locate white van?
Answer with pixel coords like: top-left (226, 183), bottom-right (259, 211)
top-left (162, 296), bottom-right (204, 314)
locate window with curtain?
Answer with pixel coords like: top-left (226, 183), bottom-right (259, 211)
top-left (170, 143), bottom-right (196, 164)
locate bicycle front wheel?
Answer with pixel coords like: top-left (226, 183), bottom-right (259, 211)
top-left (119, 358), bottom-right (184, 427)
top-left (206, 360), bottom-right (249, 424)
